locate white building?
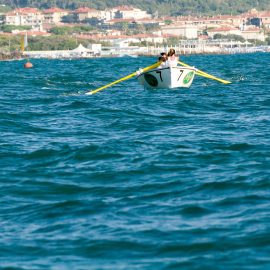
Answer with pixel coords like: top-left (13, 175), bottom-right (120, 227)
top-left (42, 8), bottom-right (69, 24)
top-left (241, 28), bottom-right (265, 41)
top-left (161, 24), bottom-right (198, 39)
top-left (134, 34), bottom-right (164, 43)
top-left (260, 12), bottom-right (270, 28)
top-left (207, 27), bottom-right (242, 38)
top-left (74, 7), bottom-right (103, 21)
top-left (87, 43), bottom-right (102, 55)
top-left (207, 26), bottom-right (265, 41)
top-left (5, 8), bottom-right (43, 26)
top-left (24, 43), bottom-right (98, 58)
top-left (113, 5), bottom-right (151, 20)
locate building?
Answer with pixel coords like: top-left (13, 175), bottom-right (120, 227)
top-left (87, 43), bottom-right (102, 55)
top-left (241, 28), bottom-right (265, 41)
top-left (207, 27), bottom-right (241, 38)
top-left (258, 11), bottom-right (270, 28)
top-left (161, 24), bottom-right (198, 39)
top-left (133, 33), bottom-right (164, 43)
top-left (174, 14), bottom-right (244, 30)
top-left (24, 43), bottom-right (99, 58)
top-left (73, 7), bottom-right (102, 21)
top-left (4, 8), bottom-right (42, 26)
top-left (113, 5), bottom-right (151, 20)
top-left (42, 8), bottom-right (69, 24)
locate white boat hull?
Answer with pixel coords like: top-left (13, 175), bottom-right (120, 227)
top-left (137, 66), bottom-right (196, 89)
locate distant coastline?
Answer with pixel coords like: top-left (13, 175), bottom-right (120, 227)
top-left (1, 45), bottom-right (270, 61)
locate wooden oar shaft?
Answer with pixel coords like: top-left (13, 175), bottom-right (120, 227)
top-left (196, 70), bottom-right (231, 84)
top-left (87, 73), bottom-right (135, 95)
top-left (178, 60), bottom-right (231, 84)
top-left (86, 61), bottom-right (161, 95)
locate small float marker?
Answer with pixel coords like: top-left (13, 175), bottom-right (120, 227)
top-left (24, 61), bottom-right (33, 69)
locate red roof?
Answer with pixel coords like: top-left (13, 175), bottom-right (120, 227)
top-left (113, 5), bottom-right (135, 11)
top-left (133, 33), bottom-right (160, 38)
top-left (74, 7), bottom-right (98, 13)
top-left (207, 27), bottom-right (239, 32)
top-left (43, 8), bottom-right (68, 14)
top-left (242, 29), bottom-right (261, 33)
top-left (162, 33), bottom-right (178, 38)
top-left (107, 18), bottom-right (135, 23)
top-left (6, 8), bottom-right (40, 15)
top-left (101, 35), bottom-right (130, 39)
top-left (260, 12), bottom-right (270, 18)
top-left (198, 35), bottom-right (210, 40)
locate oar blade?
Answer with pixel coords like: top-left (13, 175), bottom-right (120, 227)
top-left (195, 70), bottom-right (231, 84)
top-left (178, 60), bottom-right (231, 84)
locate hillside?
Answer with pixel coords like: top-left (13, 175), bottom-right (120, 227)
top-left (1, 0), bottom-right (270, 16)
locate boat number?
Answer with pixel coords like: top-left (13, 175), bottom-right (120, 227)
top-left (177, 70), bottom-right (184, 81)
top-left (156, 71), bottom-right (163, 81)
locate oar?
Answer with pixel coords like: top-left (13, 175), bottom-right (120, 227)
top-left (86, 61), bottom-right (161, 95)
top-left (178, 60), bottom-right (231, 84)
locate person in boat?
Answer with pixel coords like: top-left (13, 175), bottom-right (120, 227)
top-left (161, 52), bottom-right (167, 61)
top-left (158, 52), bottom-right (167, 68)
top-left (166, 48), bottom-right (178, 67)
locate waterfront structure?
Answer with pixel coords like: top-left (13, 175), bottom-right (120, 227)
top-left (23, 43), bottom-right (99, 58)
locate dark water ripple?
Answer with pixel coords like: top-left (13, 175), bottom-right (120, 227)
top-left (0, 54), bottom-right (270, 269)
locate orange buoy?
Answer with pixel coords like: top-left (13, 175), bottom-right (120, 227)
top-left (24, 61), bottom-right (33, 68)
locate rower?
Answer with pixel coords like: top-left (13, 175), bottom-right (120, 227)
top-left (167, 48), bottom-right (178, 67)
top-left (158, 52), bottom-right (167, 68)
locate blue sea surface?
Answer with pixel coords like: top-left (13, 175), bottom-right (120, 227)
top-left (0, 53), bottom-right (270, 269)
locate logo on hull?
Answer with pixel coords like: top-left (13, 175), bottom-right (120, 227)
top-left (144, 74), bottom-right (158, 87)
top-left (183, 72), bottom-right (194, 84)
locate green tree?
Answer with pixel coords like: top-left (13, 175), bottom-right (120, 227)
top-left (213, 33), bottom-right (245, 42)
top-left (2, 0), bottom-right (270, 16)
top-left (0, 25), bottom-right (31, 33)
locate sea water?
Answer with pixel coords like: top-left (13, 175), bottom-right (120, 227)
top-left (0, 53), bottom-right (270, 269)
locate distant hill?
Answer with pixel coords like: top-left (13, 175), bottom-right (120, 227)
top-left (1, 0), bottom-right (270, 16)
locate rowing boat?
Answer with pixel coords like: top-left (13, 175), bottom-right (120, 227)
top-left (137, 66), bottom-right (196, 89)
top-left (86, 59), bottom-right (230, 95)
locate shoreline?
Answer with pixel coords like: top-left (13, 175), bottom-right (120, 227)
top-left (1, 47), bottom-right (269, 61)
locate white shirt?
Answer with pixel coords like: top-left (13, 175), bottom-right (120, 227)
top-left (167, 55), bottom-right (178, 67)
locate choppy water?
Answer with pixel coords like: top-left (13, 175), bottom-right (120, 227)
top-left (0, 53), bottom-right (270, 269)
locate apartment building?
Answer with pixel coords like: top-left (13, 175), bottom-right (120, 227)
top-left (257, 11), bottom-right (270, 28)
top-left (5, 8), bottom-right (42, 26)
top-left (161, 23), bottom-right (198, 39)
top-left (74, 7), bottom-right (102, 21)
top-left (241, 28), bottom-right (265, 41)
top-left (113, 5), bottom-right (151, 20)
top-left (207, 27), bottom-right (241, 38)
top-left (42, 8), bottom-right (69, 24)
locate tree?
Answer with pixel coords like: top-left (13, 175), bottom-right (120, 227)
top-left (2, 0), bottom-right (270, 16)
top-left (213, 33), bottom-right (245, 42)
top-left (0, 25), bottom-right (31, 32)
